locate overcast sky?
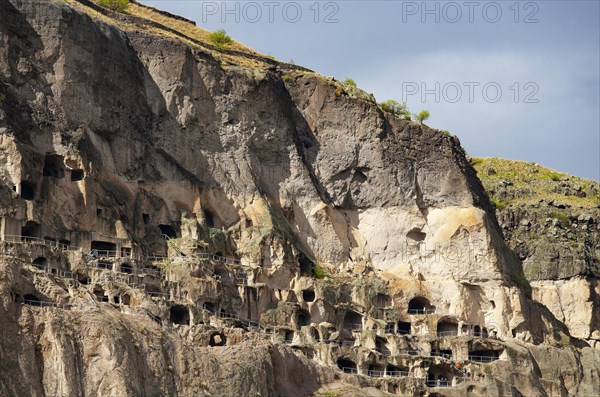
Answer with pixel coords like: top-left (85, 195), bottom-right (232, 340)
top-left (140, 1), bottom-right (600, 181)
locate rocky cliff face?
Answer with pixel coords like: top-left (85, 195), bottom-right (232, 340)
top-left (473, 157), bottom-right (600, 349)
top-left (0, 1), bottom-right (599, 396)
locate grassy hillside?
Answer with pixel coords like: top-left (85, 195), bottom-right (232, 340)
top-left (65, 0), bottom-right (296, 69)
top-left (471, 158), bottom-right (600, 280)
top-left (471, 157), bottom-right (600, 210)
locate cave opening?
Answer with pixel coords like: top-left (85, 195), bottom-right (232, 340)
top-left (158, 224), bottom-right (177, 238)
top-left (203, 209), bottom-right (215, 227)
top-left (373, 293), bottom-right (391, 308)
top-left (431, 348), bottom-right (453, 359)
top-left (22, 293), bottom-right (42, 306)
top-left (32, 257), bottom-right (47, 270)
top-left (302, 289), bottom-right (316, 302)
top-left (97, 262), bottom-right (112, 270)
top-left (284, 330), bottom-right (295, 343)
top-left (376, 337), bottom-right (391, 356)
top-left (386, 364), bottom-right (408, 377)
top-left (343, 310), bottom-right (363, 331)
top-left (20, 181), bottom-right (36, 200)
top-left (42, 154), bottom-right (65, 178)
top-left (203, 302), bottom-right (215, 313)
top-left (385, 322), bottom-right (395, 334)
top-left (407, 228), bottom-right (426, 242)
top-left (209, 331), bottom-right (227, 347)
top-left (367, 363), bottom-right (385, 377)
top-left (70, 169), bottom-right (84, 181)
top-left (397, 321), bottom-right (411, 335)
top-left (298, 253), bottom-right (314, 276)
top-left (297, 309), bottom-right (311, 328)
top-left (21, 221), bottom-right (41, 239)
top-left (426, 364), bottom-right (454, 387)
top-left (93, 286), bottom-right (108, 302)
top-left (336, 358), bottom-right (357, 374)
top-left (469, 349), bottom-right (501, 362)
top-left (91, 241), bottom-right (117, 256)
top-left (170, 305), bottom-right (190, 325)
top-left (437, 319), bottom-right (458, 337)
top-left (310, 327), bottom-right (320, 342)
top-left (408, 296), bottom-right (435, 314)
top-left (120, 263), bottom-right (133, 274)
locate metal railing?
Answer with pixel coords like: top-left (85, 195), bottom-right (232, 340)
top-left (367, 369), bottom-right (385, 377)
top-left (468, 355), bottom-right (499, 363)
top-left (60, 270), bottom-right (76, 279)
top-left (387, 370), bottom-right (409, 377)
top-left (146, 255), bottom-right (167, 262)
top-left (148, 291), bottom-right (170, 299)
top-left (92, 250), bottom-right (119, 258)
top-left (16, 297), bottom-right (70, 309)
top-left (430, 351), bottom-right (453, 359)
top-left (338, 366), bottom-right (358, 374)
top-left (196, 252), bottom-right (243, 266)
top-left (96, 262), bottom-right (113, 270)
top-left (3, 234), bottom-right (256, 269)
top-left (397, 350), bottom-right (420, 357)
top-left (436, 331), bottom-right (459, 337)
top-left (426, 379), bottom-right (453, 388)
top-left (408, 308), bottom-right (436, 315)
top-left (2, 235), bottom-right (78, 250)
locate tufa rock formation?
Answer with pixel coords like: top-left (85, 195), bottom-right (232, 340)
top-left (0, 0), bottom-right (599, 396)
top-left (473, 157), bottom-right (600, 350)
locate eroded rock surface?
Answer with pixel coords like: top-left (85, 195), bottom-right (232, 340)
top-left (473, 158), bottom-right (600, 348)
top-left (0, 1), bottom-right (599, 396)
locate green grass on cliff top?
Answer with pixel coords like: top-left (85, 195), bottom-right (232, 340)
top-left (67, 0), bottom-right (276, 69)
top-left (471, 157), bottom-right (600, 208)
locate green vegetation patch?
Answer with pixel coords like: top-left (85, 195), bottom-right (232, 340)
top-left (208, 29), bottom-right (233, 50)
top-left (98, 0), bottom-right (129, 13)
top-left (471, 157), bottom-right (600, 209)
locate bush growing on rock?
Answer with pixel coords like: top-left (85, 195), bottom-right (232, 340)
top-left (98, 0), bottom-right (129, 13)
top-left (343, 78), bottom-right (357, 87)
top-left (414, 110), bottom-right (430, 124)
top-left (379, 99), bottom-right (410, 119)
top-left (313, 264), bottom-right (327, 279)
top-left (208, 29), bottom-right (233, 49)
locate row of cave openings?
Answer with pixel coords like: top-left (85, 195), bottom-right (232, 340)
top-left (19, 154), bottom-right (222, 237)
top-left (336, 359), bottom-right (408, 377)
top-left (166, 305), bottom-right (226, 347)
top-left (250, 292), bottom-right (494, 341)
top-left (13, 291), bottom-right (228, 347)
top-left (336, 357), bottom-right (500, 385)
top-left (19, 154), bottom-right (84, 201)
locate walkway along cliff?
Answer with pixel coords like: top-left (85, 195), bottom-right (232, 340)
top-left (0, 1), bottom-right (599, 396)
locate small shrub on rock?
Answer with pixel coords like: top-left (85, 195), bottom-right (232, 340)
top-left (208, 29), bottom-right (233, 50)
top-left (98, 0), bottom-right (129, 13)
